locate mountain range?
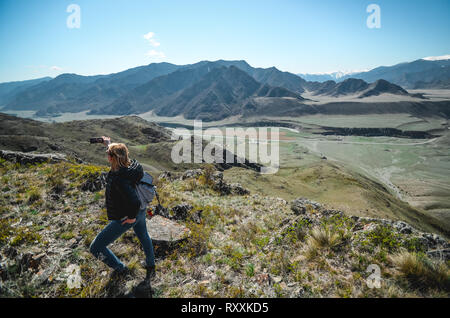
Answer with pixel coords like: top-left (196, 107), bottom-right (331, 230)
top-left (299, 57), bottom-right (450, 89)
top-left (0, 57), bottom-right (448, 121)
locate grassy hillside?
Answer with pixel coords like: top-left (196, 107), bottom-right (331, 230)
top-left (0, 159), bottom-right (448, 297)
top-left (0, 113), bottom-right (174, 170)
top-left (224, 162), bottom-right (448, 239)
top-left (1, 112), bottom-right (447, 238)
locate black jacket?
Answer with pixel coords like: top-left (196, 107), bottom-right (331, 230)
top-left (105, 159), bottom-right (143, 220)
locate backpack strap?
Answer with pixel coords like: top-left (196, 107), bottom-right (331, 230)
top-left (154, 187), bottom-right (162, 206)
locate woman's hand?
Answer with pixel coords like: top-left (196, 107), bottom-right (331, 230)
top-left (121, 218), bottom-right (136, 225)
top-left (102, 136), bottom-right (111, 147)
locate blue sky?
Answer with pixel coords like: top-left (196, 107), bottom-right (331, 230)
top-left (0, 0), bottom-right (449, 82)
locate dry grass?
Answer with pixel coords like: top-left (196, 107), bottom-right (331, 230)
top-left (390, 251), bottom-right (450, 292)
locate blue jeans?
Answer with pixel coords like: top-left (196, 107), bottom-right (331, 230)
top-left (90, 208), bottom-right (155, 271)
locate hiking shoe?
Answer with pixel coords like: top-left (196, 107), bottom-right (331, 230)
top-left (146, 266), bottom-right (156, 280)
top-left (110, 266), bottom-right (133, 280)
top-left (141, 261), bottom-right (156, 280)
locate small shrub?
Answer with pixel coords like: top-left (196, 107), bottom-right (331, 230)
top-left (47, 174), bottom-right (65, 193)
top-left (59, 231), bottom-right (76, 240)
top-left (93, 191), bottom-right (103, 202)
top-left (246, 263), bottom-right (255, 277)
top-left (27, 188), bottom-right (42, 203)
top-left (183, 178), bottom-right (198, 191)
top-left (285, 217), bottom-right (312, 243)
top-left (181, 222), bottom-right (211, 258)
top-left (359, 225), bottom-right (402, 252)
top-left (10, 228), bottom-right (42, 246)
top-left (308, 227), bottom-right (341, 249)
top-left (201, 164), bottom-right (216, 186)
top-left (390, 251), bottom-right (450, 292)
top-left (0, 219), bottom-right (13, 245)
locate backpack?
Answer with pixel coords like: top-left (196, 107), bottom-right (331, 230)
top-left (136, 172), bottom-right (159, 210)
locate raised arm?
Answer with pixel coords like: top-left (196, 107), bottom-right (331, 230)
top-left (102, 136), bottom-right (111, 148)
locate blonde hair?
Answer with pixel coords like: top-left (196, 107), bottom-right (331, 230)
top-left (107, 143), bottom-right (131, 171)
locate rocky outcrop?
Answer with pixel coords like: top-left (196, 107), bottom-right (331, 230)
top-left (177, 168), bottom-right (250, 196)
top-left (80, 172), bottom-right (108, 192)
top-left (0, 150), bottom-right (69, 165)
top-left (210, 171), bottom-right (250, 196)
top-left (171, 203), bottom-right (194, 221)
top-left (158, 171), bottom-right (180, 182)
top-left (288, 197), bottom-right (450, 261)
top-left (290, 198), bottom-right (322, 215)
top-left (152, 203), bottom-right (202, 224)
top-left (181, 169), bottom-right (203, 180)
top-left (146, 216), bottom-right (191, 257)
top-left (229, 183), bottom-right (250, 195)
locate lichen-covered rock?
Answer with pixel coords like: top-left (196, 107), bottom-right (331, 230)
top-left (81, 172), bottom-right (108, 192)
top-left (146, 216), bottom-right (191, 257)
top-left (393, 221), bottom-right (413, 234)
top-left (426, 248), bottom-right (450, 261)
top-left (420, 233), bottom-right (449, 249)
top-left (0, 150), bottom-right (68, 165)
top-left (171, 203), bottom-right (193, 221)
top-left (181, 169), bottom-right (203, 180)
top-left (213, 178), bottom-right (231, 195)
top-left (191, 210), bottom-right (202, 224)
top-left (291, 197), bottom-right (322, 215)
top-left (230, 183), bottom-right (250, 195)
top-left (158, 171), bottom-right (178, 182)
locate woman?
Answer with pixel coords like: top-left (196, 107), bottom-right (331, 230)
top-left (89, 136), bottom-right (156, 281)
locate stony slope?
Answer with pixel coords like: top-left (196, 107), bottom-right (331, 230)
top-left (0, 156), bottom-right (448, 298)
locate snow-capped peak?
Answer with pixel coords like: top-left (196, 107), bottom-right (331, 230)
top-left (297, 69), bottom-right (371, 80)
top-left (421, 55), bottom-right (450, 61)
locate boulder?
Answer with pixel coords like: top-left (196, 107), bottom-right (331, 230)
top-left (171, 203), bottom-right (193, 221)
top-left (158, 171), bottom-right (175, 182)
top-left (0, 150), bottom-right (67, 165)
top-left (212, 171), bottom-right (223, 181)
top-left (191, 210), bottom-right (203, 224)
top-left (393, 221), bottom-right (414, 234)
top-left (230, 183), bottom-right (250, 195)
top-left (146, 216), bottom-right (191, 257)
top-left (81, 172), bottom-right (108, 192)
top-left (181, 169), bottom-right (203, 180)
top-left (152, 204), bottom-right (170, 219)
top-left (291, 198), bottom-right (322, 215)
top-left (427, 248), bottom-right (450, 261)
top-left (420, 233), bottom-right (448, 249)
top-left (213, 179), bottom-right (231, 195)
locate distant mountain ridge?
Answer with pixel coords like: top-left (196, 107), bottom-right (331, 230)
top-left (0, 77), bottom-right (52, 105)
top-left (307, 78), bottom-right (424, 99)
top-left (1, 60), bottom-right (313, 120)
top-left (1, 57), bottom-right (448, 121)
top-left (92, 64), bottom-right (306, 121)
top-left (299, 57), bottom-right (450, 89)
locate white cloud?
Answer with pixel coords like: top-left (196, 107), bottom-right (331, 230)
top-left (143, 31), bottom-right (154, 40)
top-left (146, 50), bottom-right (166, 59)
top-left (50, 66), bottom-right (63, 71)
top-left (149, 38), bottom-right (160, 47)
top-left (143, 32), bottom-right (165, 59)
top-left (143, 31), bottom-right (160, 47)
